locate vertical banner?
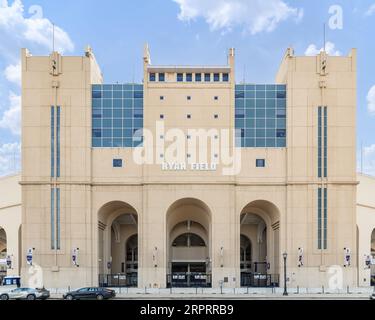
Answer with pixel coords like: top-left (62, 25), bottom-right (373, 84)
top-left (26, 248), bottom-right (34, 266)
top-left (298, 247), bottom-right (304, 267)
top-left (343, 248), bottom-right (351, 267)
top-left (72, 248), bottom-right (79, 267)
top-left (6, 255), bottom-right (12, 269)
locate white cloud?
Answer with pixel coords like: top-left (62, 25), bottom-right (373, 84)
top-left (304, 41), bottom-right (341, 56)
top-left (358, 144), bottom-right (375, 177)
top-left (0, 91), bottom-right (21, 135)
top-left (0, 142), bottom-right (20, 176)
top-left (4, 61), bottom-right (20, 85)
top-left (173, 0), bottom-right (303, 35)
top-left (365, 3), bottom-right (375, 16)
top-left (367, 85), bottom-right (375, 115)
top-left (0, 0), bottom-right (74, 59)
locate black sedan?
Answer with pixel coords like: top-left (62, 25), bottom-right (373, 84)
top-left (63, 287), bottom-right (116, 300)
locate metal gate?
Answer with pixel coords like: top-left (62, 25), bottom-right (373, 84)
top-left (241, 273), bottom-right (279, 287)
top-left (167, 273), bottom-right (212, 288)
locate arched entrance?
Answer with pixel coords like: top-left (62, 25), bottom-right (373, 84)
top-left (240, 200), bottom-right (280, 287)
top-left (0, 227), bottom-right (6, 281)
top-left (98, 201), bottom-right (138, 287)
top-left (166, 198), bottom-right (211, 287)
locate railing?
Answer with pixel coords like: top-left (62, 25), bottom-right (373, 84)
top-left (167, 273), bottom-right (212, 288)
top-left (240, 272), bottom-right (279, 288)
top-left (99, 273), bottom-right (137, 288)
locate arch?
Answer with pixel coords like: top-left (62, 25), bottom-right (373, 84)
top-left (0, 227), bottom-right (7, 277)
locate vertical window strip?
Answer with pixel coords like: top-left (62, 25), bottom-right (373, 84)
top-left (51, 188), bottom-right (55, 250)
top-left (56, 188), bottom-right (60, 250)
top-left (324, 107), bottom-right (327, 178)
top-left (57, 106), bottom-right (61, 178)
top-left (318, 107), bottom-right (322, 178)
top-left (323, 188), bottom-right (328, 249)
top-left (318, 187), bottom-right (322, 249)
top-left (51, 106), bottom-right (55, 177)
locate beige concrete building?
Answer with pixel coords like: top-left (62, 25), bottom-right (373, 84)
top-left (0, 45), bottom-right (373, 289)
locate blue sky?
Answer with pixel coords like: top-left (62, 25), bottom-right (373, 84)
top-left (0, 0), bottom-right (374, 176)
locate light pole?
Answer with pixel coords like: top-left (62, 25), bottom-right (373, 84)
top-left (282, 252), bottom-right (288, 296)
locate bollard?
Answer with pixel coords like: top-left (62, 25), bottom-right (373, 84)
top-left (145, 286), bottom-right (147, 294)
top-left (322, 286), bottom-right (324, 294)
top-left (297, 286), bottom-right (299, 294)
top-left (347, 285), bottom-right (350, 294)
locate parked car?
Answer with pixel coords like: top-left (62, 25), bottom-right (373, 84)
top-left (370, 292), bottom-right (375, 300)
top-left (0, 287), bottom-right (50, 300)
top-left (63, 287), bottom-right (116, 300)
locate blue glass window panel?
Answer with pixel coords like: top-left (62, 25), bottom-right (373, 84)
top-left (186, 73), bottom-right (192, 82)
top-left (123, 129), bottom-right (132, 137)
top-left (92, 85), bottom-right (102, 91)
top-left (256, 109), bottom-right (266, 118)
top-left (223, 73), bottom-right (229, 82)
top-left (236, 85), bottom-right (245, 91)
top-left (113, 159), bottom-right (123, 167)
top-left (93, 108), bottom-right (102, 119)
top-left (245, 118), bottom-right (255, 127)
top-left (134, 109), bottom-right (143, 118)
top-left (124, 99), bottom-right (133, 108)
top-left (266, 129), bottom-right (276, 137)
top-left (134, 91), bottom-right (143, 99)
top-left (113, 91), bottom-right (122, 99)
top-left (277, 119), bottom-right (286, 129)
top-left (123, 138), bottom-right (132, 147)
top-left (276, 108), bottom-right (286, 118)
top-left (266, 139), bottom-right (276, 147)
top-left (235, 91), bottom-right (244, 99)
top-left (113, 99), bottom-right (122, 108)
top-left (245, 84), bottom-right (255, 91)
top-left (124, 119), bottom-right (132, 128)
top-left (92, 91), bottom-right (102, 99)
top-left (51, 106), bottom-right (54, 178)
top-left (245, 91), bottom-right (255, 99)
top-left (123, 84), bottom-right (133, 91)
top-left (134, 119), bottom-right (143, 128)
top-left (92, 129), bottom-right (102, 138)
top-left (256, 129), bottom-right (266, 138)
top-left (266, 85), bottom-right (276, 90)
top-left (266, 109), bottom-right (276, 117)
top-left (134, 84), bottom-right (143, 91)
top-left (93, 119), bottom-right (101, 128)
top-left (245, 109), bottom-right (255, 118)
top-left (266, 99), bottom-right (276, 108)
top-left (113, 129), bottom-right (122, 137)
top-left (256, 91), bottom-right (266, 99)
top-left (103, 138), bottom-right (112, 147)
top-left (103, 91), bottom-right (112, 99)
top-left (277, 84), bottom-right (286, 90)
top-left (103, 119), bottom-right (112, 127)
top-left (177, 73), bottom-right (183, 82)
top-left (51, 188), bottom-right (54, 249)
top-left (150, 73), bottom-right (156, 81)
top-left (277, 91), bottom-right (286, 99)
top-left (276, 138), bottom-right (286, 147)
top-left (113, 84), bottom-right (122, 91)
top-left (245, 139), bottom-right (255, 147)
top-left (235, 119), bottom-right (244, 127)
top-left (256, 85), bottom-right (266, 91)
top-left (103, 84), bottom-right (113, 91)
top-left (134, 99), bottom-right (143, 108)
top-left (266, 91), bottom-right (276, 99)
top-left (235, 99), bottom-right (244, 108)
top-left (256, 119), bottom-right (265, 127)
top-left (245, 129), bottom-right (255, 138)
top-left (113, 109), bottom-right (122, 118)
top-left (56, 106), bottom-right (60, 178)
top-left (103, 99), bottom-right (112, 108)
top-left (159, 73), bottom-right (165, 82)
top-left (113, 139), bottom-right (122, 147)
top-left (256, 138), bottom-right (266, 147)
top-left (103, 109), bottom-right (112, 118)
top-left (113, 119), bottom-right (122, 127)
top-left (103, 129), bottom-right (112, 138)
top-left (92, 99), bottom-right (102, 108)
top-left (235, 109), bottom-right (245, 118)
top-left (276, 129), bottom-right (286, 138)
top-left (92, 138), bottom-right (102, 147)
top-left (124, 109), bottom-right (132, 118)
top-left (256, 159), bottom-right (266, 167)
top-left (195, 73), bottom-right (202, 82)
top-left (124, 91), bottom-right (133, 99)
top-left (266, 119), bottom-right (276, 127)
top-left (256, 99), bottom-right (265, 108)
top-left (245, 99), bottom-right (255, 108)
top-left (204, 73), bottom-right (211, 82)
top-left (277, 99), bottom-right (286, 108)
top-left (214, 73), bottom-right (220, 82)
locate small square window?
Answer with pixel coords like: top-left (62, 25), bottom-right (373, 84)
top-left (187, 96), bottom-right (191, 101)
top-left (214, 154), bottom-right (218, 158)
top-left (223, 73), bottom-right (229, 82)
top-left (214, 135), bottom-right (219, 140)
top-left (187, 154), bottom-right (191, 158)
top-left (177, 73), bottom-right (183, 82)
top-left (160, 154), bottom-right (164, 158)
top-left (149, 73), bottom-right (156, 82)
top-left (214, 96), bottom-right (219, 100)
top-left (214, 73), bottom-right (220, 82)
top-left (160, 96), bottom-right (164, 100)
top-left (187, 114), bottom-right (191, 119)
top-left (205, 73), bottom-right (211, 82)
top-left (113, 159), bottom-right (123, 168)
top-left (159, 73), bottom-right (165, 82)
top-left (160, 135), bottom-right (164, 139)
top-left (186, 73), bottom-right (192, 82)
top-left (187, 135), bottom-right (191, 139)
top-left (214, 114), bottom-right (219, 119)
top-left (160, 114), bottom-right (164, 119)
top-left (195, 73), bottom-right (202, 82)
top-left (256, 159), bottom-right (266, 168)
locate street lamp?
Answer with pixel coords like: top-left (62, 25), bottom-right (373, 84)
top-left (282, 252), bottom-right (288, 296)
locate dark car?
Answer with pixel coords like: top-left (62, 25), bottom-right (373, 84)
top-left (63, 287), bottom-right (116, 300)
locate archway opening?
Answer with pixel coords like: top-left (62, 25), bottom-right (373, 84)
top-left (98, 201), bottom-right (138, 287)
top-left (166, 198), bottom-right (211, 288)
top-left (240, 200), bottom-right (280, 287)
top-left (0, 227), bottom-right (7, 282)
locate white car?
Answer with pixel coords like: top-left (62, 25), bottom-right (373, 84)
top-left (0, 287), bottom-right (50, 300)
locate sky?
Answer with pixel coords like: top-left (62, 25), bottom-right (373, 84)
top-left (0, 0), bottom-right (374, 176)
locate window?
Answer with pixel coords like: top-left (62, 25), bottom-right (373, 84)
top-left (177, 73), bottom-right (183, 82)
top-left (160, 114), bottom-right (164, 119)
top-left (204, 73), bottom-right (211, 82)
top-left (186, 73), bottom-right (192, 82)
top-left (56, 188), bottom-right (60, 250)
top-left (149, 73), bottom-right (156, 82)
top-left (318, 107), bottom-right (322, 178)
top-left (214, 96), bottom-right (219, 101)
top-left (223, 73), bottom-right (229, 82)
top-left (113, 159), bottom-right (123, 168)
top-left (214, 73), bottom-right (220, 82)
top-left (187, 96), bottom-right (191, 101)
top-left (195, 73), bottom-right (202, 82)
top-left (256, 159), bottom-right (266, 167)
top-left (160, 96), bottom-right (164, 100)
top-left (214, 114), bottom-right (219, 119)
top-left (187, 114), bottom-right (191, 119)
top-left (50, 188), bottom-right (55, 249)
top-left (158, 73), bottom-right (165, 82)
top-left (51, 106), bottom-right (54, 177)
top-left (56, 106), bottom-right (60, 178)
top-left (276, 129), bottom-right (286, 138)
